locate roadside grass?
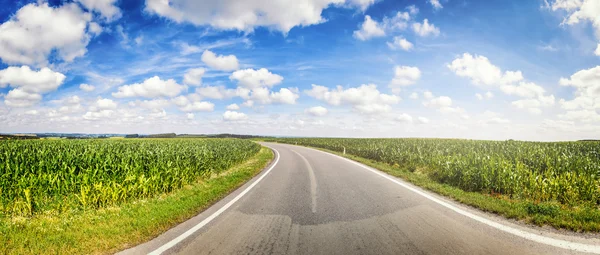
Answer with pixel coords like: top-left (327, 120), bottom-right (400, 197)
top-left (0, 146), bottom-right (274, 255)
top-left (291, 144), bottom-right (600, 233)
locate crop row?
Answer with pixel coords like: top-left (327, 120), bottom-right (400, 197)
top-left (0, 139), bottom-right (260, 216)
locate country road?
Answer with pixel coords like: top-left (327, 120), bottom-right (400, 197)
top-left (119, 142), bottom-right (600, 255)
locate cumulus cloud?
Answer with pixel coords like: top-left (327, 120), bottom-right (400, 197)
top-left (387, 36), bottom-right (414, 51)
top-left (76, 0), bottom-right (121, 21)
top-left (226, 104), bottom-right (240, 110)
top-left (0, 66), bottom-right (66, 94)
top-left (79, 83), bottom-right (95, 92)
top-left (113, 76), bottom-right (186, 98)
top-left (412, 19), bottom-right (440, 37)
top-left (145, 0), bottom-right (375, 33)
top-left (475, 91), bottom-right (494, 100)
top-left (0, 3), bottom-right (96, 66)
top-left (95, 98), bottom-right (118, 110)
top-left (187, 113), bottom-right (194, 120)
top-left (183, 68), bottom-right (205, 86)
top-left (422, 92), bottom-right (468, 118)
top-left (558, 66), bottom-right (600, 121)
top-left (180, 101), bottom-right (215, 112)
top-left (549, 0), bottom-right (600, 56)
top-left (223, 111), bottom-right (248, 121)
top-left (230, 68), bottom-right (283, 89)
top-left (305, 106), bottom-right (328, 116)
top-left (395, 113), bottom-right (413, 123)
top-left (201, 50), bottom-right (239, 71)
top-left (0, 66), bottom-right (66, 107)
top-left (305, 84), bottom-right (399, 114)
top-left (4, 89), bottom-right (42, 107)
top-left (417, 116), bottom-right (430, 124)
top-left (353, 15), bottom-right (385, 41)
top-left (389, 66), bottom-right (421, 94)
top-left (448, 53), bottom-right (555, 114)
top-left (429, 0), bottom-right (443, 10)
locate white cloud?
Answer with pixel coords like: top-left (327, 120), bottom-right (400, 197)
top-left (389, 66), bottom-right (421, 93)
top-left (353, 15), bottom-right (385, 41)
top-left (183, 68), bottom-right (205, 86)
top-left (145, 0), bottom-right (374, 33)
top-left (172, 95), bottom-right (190, 107)
top-left (409, 92), bottom-right (419, 99)
top-left (550, 0), bottom-right (600, 55)
top-left (475, 91), bottom-right (494, 100)
top-left (113, 76), bottom-right (186, 98)
top-left (0, 66), bottom-right (65, 107)
top-left (76, 0), bottom-right (121, 21)
top-left (305, 106), bottom-right (328, 116)
top-left (135, 36), bottom-right (143, 45)
top-left (242, 100), bottom-right (254, 107)
top-left (305, 84), bottom-right (399, 114)
top-left (230, 68), bottom-right (283, 89)
top-left (559, 66), bottom-right (600, 114)
top-left (382, 11), bottom-right (413, 31)
top-left (395, 113), bottom-right (413, 123)
top-left (180, 42), bottom-right (201, 55)
top-left (4, 89), bottom-right (42, 107)
top-left (0, 66), bottom-right (66, 94)
top-left (187, 113), bottom-right (195, 120)
top-left (0, 3), bottom-right (94, 66)
top-left (79, 83), bottom-right (95, 92)
top-left (412, 19), bottom-right (440, 37)
top-left (223, 111), bottom-right (248, 121)
top-left (407, 5), bottom-right (419, 15)
top-left (429, 0), bottom-right (443, 10)
top-left (180, 101), bottom-right (215, 112)
top-left (417, 116), bottom-right (430, 124)
top-left (270, 88), bottom-right (300, 104)
top-left (387, 36), bottom-right (414, 51)
top-left (422, 92), bottom-right (468, 117)
top-left (226, 104), bottom-right (240, 110)
top-left (201, 50), bottom-right (239, 71)
top-left (83, 110), bottom-right (113, 120)
top-left (448, 53), bottom-right (554, 113)
top-left (423, 91), bottom-right (434, 100)
top-left (25, 110), bottom-right (39, 115)
top-left (138, 99), bottom-right (170, 109)
top-left (95, 98), bottom-right (118, 110)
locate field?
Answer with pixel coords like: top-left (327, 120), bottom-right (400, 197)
top-left (0, 138), bottom-right (260, 217)
top-left (267, 138), bottom-right (600, 230)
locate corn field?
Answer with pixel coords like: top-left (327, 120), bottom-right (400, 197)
top-left (0, 139), bottom-right (260, 217)
top-left (270, 138), bottom-right (600, 207)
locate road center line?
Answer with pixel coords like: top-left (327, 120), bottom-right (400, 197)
top-left (148, 148), bottom-right (281, 255)
top-left (296, 144), bottom-right (600, 254)
top-left (291, 149), bottom-right (318, 213)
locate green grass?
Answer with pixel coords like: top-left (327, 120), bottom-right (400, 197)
top-left (289, 144), bottom-right (600, 232)
top-left (0, 146), bottom-right (274, 254)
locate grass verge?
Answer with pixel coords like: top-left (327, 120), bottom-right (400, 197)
top-left (0, 146), bottom-right (274, 255)
top-left (291, 144), bottom-right (600, 233)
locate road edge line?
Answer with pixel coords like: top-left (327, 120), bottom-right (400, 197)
top-left (148, 147), bottom-right (280, 255)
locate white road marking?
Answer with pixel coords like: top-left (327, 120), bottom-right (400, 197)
top-left (148, 148), bottom-right (280, 255)
top-left (296, 144), bottom-right (600, 254)
top-left (291, 149), bottom-right (318, 213)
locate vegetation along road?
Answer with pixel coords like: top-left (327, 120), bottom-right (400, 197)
top-left (122, 142), bottom-right (600, 255)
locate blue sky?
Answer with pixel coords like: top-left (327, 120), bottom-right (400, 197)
top-left (0, 0), bottom-right (599, 140)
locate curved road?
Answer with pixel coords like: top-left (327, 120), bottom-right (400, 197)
top-left (119, 142), bottom-right (600, 255)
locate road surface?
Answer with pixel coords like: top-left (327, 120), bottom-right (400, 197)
top-left (119, 142), bottom-right (600, 255)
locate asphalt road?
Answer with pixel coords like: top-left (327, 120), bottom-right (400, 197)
top-left (119, 142), bottom-right (600, 255)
